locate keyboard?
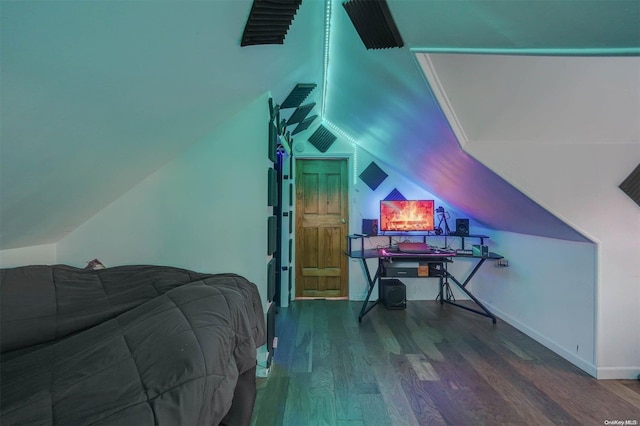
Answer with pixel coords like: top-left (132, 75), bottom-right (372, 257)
top-left (397, 242), bottom-right (432, 254)
top-left (456, 249), bottom-right (473, 255)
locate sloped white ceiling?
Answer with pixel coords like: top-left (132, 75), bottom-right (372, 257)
top-left (390, 0), bottom-right (639, 54)
top-left (0, 0), bottom-right (324, 249)
top-left (420, 54), bottom-right (640, 146)
top-left (1, 0), bottom-right (638, 248)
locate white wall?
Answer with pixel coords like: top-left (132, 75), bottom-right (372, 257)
top-left (468, 139), bottom-right (639, 379)
top-left (57, 93), bottom-right (271, 307)
top-left (0, 243), bottom-right (57, 268)
top-left (471, 229), bottom-right (597, 375)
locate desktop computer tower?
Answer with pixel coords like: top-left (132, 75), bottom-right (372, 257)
top-left (381, 279), bottom-right (406, 310)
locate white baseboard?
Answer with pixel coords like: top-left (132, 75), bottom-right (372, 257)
top-left (596, 367), bottom-right (640, 380)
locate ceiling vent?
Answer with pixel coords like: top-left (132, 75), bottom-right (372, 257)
top-left (619, 162), bottom-right (640, 207)
top-left (342, 0), bottom-right (404, 50)
top-left (241, 0), bottom-right (303, 47)
top-left (307, 124), bottom-right (337, 152)
top-left (281, 83), bottom-right (317, 109)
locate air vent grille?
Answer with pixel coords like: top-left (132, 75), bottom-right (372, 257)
top-left (342, 0), bottom-right (404, 50)
top-left (307, 125), bottom-right (337, 152)
top-left (281, 83), bottom-right (317, 109)
top-left (619, 162), bottom-right (640, 207)
top-left (241, 0), bottom-right (302, 47)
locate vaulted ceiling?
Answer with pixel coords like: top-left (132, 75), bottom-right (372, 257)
top-left (1, 0), bottom-right (639, 249)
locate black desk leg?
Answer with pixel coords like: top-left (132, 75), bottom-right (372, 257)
top-left (443, 271), bottom-right (497, 324)
top-left (460, 258), bottom-right (486, 289)
top-left (358, 259), bottom-right (380, 322)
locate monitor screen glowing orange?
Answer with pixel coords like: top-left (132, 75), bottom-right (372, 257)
top-left (380, 200), bottom-right (435, 232)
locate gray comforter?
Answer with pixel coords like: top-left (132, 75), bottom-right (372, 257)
top-left (0, 265), bottom-right (266, 426)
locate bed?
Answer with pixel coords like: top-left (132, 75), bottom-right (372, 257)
top-left (0, 264), bottom-right (266, 426)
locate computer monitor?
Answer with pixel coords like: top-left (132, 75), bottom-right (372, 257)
top-left (379, 200), bottom-right (435, 232)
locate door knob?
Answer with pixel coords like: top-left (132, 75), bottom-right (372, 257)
top-left (341, 218), bottom-right (346, 224)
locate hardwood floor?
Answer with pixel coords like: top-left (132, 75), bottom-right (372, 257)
top-left (251, 300), bottom-right (640, 426)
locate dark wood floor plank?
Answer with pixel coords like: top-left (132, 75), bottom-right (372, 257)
top-left (599, 380), bottom-right (640, 410)
top-left (370, 311), bottom-right (402, 356)
top-left (505, 358), bottom-right (640, 422)
top-left (311, 302), bottom-right (334, 388)
top-left (623, 380), bottom-right (640, 394)
top-left (312, 301), bottom-right (332, 365)
top-left (252, 373), bottom-right (288, 426)
top-left (290, 302), bottom-right (314, 373)
top-left (359, 315), bottom-right (393, 369)
top-left (425, 338), bottom-right (522, 426)
top-left (332, 347), bottom-right (364, 421)
top-left (358, 394), bottom-right (393, 426)
top-left (388, 353), bottom-right (447, 425)
top-left (349, 339), bottom-right (382, 395)
top-left (309, 385), bottom-right (337, 426)
top-left (371, 358), bottom-right (421, 426)
top-left (437, 307), bottom-right (583, 425)
top-left (404, 316), bottom-right (445, 362)
top-left (281, 372), bottom-right (312, 425)
top-left (252, 300), bottom-right (640, 426)
top-left (450, 337), bottom-right (562, 425)
top-left (327, 300), bottom-right (367, 421)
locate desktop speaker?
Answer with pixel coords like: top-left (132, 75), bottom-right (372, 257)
top-left (455, 219), bottom-right (469, 236)
top-left (362, 219), bottom-right (378, 236)
top-left (381, 279), bottom-right (406, 310)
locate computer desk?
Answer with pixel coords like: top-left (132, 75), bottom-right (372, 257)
top-left (347, 247), bottom-right (502, 323)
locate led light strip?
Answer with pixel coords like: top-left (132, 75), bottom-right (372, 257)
top-left (324, 119), bottom-right (359, 184)
top-left (321, 1), bottom-right (360, 184)
top-left (323, 119), bottom-right (356, 144)
top-left (321, 0), bottom-right (332, 118)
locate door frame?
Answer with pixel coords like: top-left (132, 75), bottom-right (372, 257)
top-left (292, 155), bottom-right (352, 300)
